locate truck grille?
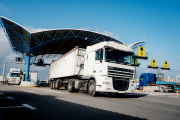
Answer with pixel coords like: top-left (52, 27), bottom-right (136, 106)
top-left (108, 66), bottom-right (134, 79)
top-left (108, 66), bottom-right (134, 91)
top-left (113, 77), bottom-right (129, 91)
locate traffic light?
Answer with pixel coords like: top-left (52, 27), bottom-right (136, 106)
top-left (151, 59), bottom-right (157, 67)
top-left (164, 61), bottom-right (169, 68)
top-left (138, 46), bottom-right (146, 57)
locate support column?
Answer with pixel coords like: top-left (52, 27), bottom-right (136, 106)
top-left (2, 62), bottom-right (6, 82)
top-left (25, 55), bottom-right (30, 81)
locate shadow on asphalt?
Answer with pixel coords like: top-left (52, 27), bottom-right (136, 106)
top-left (0, 91), bottom-right (147, 120)
top-left (96, 92), bottom-right (148, 98)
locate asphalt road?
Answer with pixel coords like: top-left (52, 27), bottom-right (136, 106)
top-left (0, 84), bottom-right (180, 120)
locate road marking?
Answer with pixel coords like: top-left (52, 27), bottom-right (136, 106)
top-left (0, 104), bottom-right (37, 110)
top-left (22, 104), bottom-right (37, 110)
top-left (0, 96), bottom-right (15, 100)
top-left (7, 96), bottom-right (15, 100)
top-left (0, 92), bottom-right (4, 95)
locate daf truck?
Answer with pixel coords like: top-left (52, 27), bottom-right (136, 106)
top-left (8, 68), bottom-right (23, 85)
top-left (49, 41), bottom-right (135, 97)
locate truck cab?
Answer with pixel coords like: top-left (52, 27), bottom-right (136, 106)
top-left (8, 68), bottom-right (22, 85)
top-left (83, 42), bottom-right (135, 95)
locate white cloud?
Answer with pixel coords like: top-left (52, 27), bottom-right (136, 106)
top-left (158, 52), bottom-right (161, 54)
top-left (24, 25), bottom-right (47, 33)
top-left (0, 28), bottom-right (13, 58)
top-left (94, 28), bottom-right (121, 41)
top-left (5, 53), bottom-right (18, 61)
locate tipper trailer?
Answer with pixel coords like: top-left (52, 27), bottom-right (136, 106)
top-left (49, 41), bottom-right (135, 96)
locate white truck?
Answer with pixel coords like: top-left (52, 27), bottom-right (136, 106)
top-left (8, 68), bottom-right (23, 85)
top-left (49, 41), bottom-right (135, 97)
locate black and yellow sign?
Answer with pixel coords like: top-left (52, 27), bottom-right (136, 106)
top-left (164, 61), bottom-right (169, 68)
top-left (151, 59), bottom-right (157, 67)
top-left (135, 58), bottom-right (138, 65)
top-left (138, 46), bottom-right (146, 57)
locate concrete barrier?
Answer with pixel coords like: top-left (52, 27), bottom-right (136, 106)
top-left (20, 81), bottom-right (38, 87)
top-left (143, 86), bottom-right (154, 92)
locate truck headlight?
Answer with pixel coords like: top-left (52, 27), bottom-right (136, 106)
top-left (103, 81), bottom-right (110, 85)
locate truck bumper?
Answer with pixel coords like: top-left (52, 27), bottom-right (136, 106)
top-left (95, 76), bottom-right (134, 94)
top-left (8, 81), bottom-right (20, 85)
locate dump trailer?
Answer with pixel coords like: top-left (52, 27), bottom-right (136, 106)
top-left (49, 41), bottom-right (135, 97)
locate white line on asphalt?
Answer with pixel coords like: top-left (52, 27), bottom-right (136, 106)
top-left (0, 104), bottom-right (37, 110)
top-left (22, 104), bottom-right (37, 110)
top-left (0, 106), bottom-right (24, 109)
top-left (0, 96), bottom-right (15, 100)
top-left (7, 96), bottom-right (15, 100)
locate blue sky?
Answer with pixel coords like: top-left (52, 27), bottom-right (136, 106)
top-left (0, 0), bottom-right (180, 80)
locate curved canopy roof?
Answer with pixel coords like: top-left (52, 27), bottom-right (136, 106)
top-left (1, 16), bottom-right (124, 63)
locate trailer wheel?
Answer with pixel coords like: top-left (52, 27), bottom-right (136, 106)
top-left (50, 81), bottom-right (53, 89)
top-left (68, 82), bottom-right (74, 92)
top-left (55, 80), bottom-right (59, 90)
top-left (160, 86), bottom-right (165, 92)
top-left (88, 80), bottom-right (99, 96)
top-left (53, 80), bottom-right (56, 89)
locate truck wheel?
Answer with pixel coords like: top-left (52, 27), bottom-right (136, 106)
top-left (88, 80), bottom-right (99, 96)
top-left (115, 93), bottom-right (125, 98)
top-left (68, 82), bottom-right (74, 92)
top-left (53, 80), bottom-right (56, 89)
top-left (55, 80), bottom-right (59, 90)
top-left (50, 81), bottom-right (53, 89)
top-left (160, 87), bottom-right (165, 92)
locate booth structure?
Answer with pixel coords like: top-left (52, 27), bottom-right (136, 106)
top-left (1, 16), bottom-right (125, 86)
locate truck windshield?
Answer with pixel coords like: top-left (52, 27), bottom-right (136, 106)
top-left (10, 73), bottom-right (20, 77)
top-left (105, 49), bottom-right (134, 65)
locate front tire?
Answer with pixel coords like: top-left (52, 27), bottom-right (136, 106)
top-left (88, 80), bottom-right (99, 96)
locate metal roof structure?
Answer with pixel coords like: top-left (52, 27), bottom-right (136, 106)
top-left (1, 16), bottom-right (124, 63)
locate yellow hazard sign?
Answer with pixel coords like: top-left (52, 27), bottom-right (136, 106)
top-left (138, 46), bottom-right (146, 57)
top-left (135, 58), bottom-right (138, 65)
top-left (151, 59), bottom-right (157, 67)
top-left (164, 61), bottom-right (169, 68)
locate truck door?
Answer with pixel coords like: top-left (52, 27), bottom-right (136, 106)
top-left (94, 49), bottom-right (104, 74)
